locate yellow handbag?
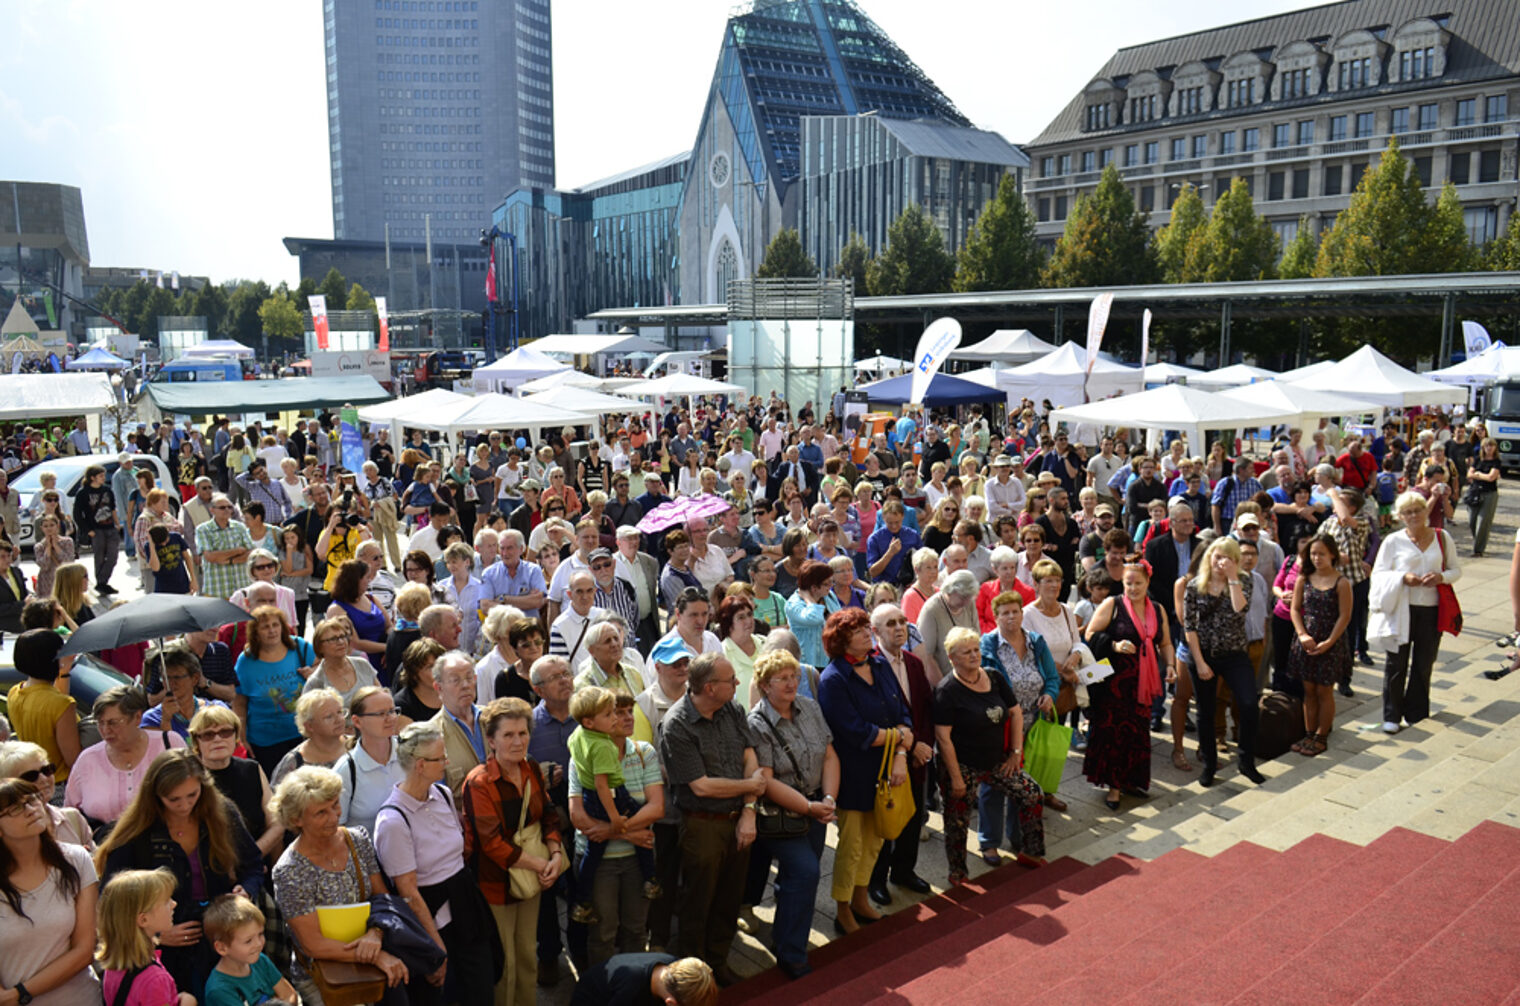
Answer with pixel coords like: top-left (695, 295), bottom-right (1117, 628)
top-left (873, 728), bottom-right (916, 840)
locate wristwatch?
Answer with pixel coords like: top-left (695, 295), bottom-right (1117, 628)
top-left (16, 983), bottom-right (32, 1006)
top-left (742, 801), bottom-right (757, 812)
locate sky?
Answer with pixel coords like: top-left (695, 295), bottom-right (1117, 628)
top-left (2, 0), bottom-right (1322, 288)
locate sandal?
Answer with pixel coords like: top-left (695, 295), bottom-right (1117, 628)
top-left (1291, 735), bottom-right (1317, 756)
top-left (1171, 747), bottom-right (1193, 772)
top-left (1310, 733), bottom-right (1329, 755)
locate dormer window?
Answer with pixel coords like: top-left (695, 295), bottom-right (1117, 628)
top-left (1085, 104), bottom-right (1111, 130)
top-left (1338, 57), bottom-right (1372, 89)
top-left (1388, 17), bottom-right (1450, 83)
top-left (1224, 78), bottom-right (1256, 108)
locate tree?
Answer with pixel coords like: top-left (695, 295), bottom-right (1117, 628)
top-left (953, 174), bottom-right (1043, 292)
top-left (1419, 182), bottom-right (1475, 272)
top-left (1278, 219), bottom-right (1319, 279)
top-left (317, 268), bottom-right (348, 310)
top-left (1315, 140), bottom-right (1471, 277)
top-left (1151, 184), bottom-right (1207, 285)
top-left (1042, 164), bottom-right (1155, 288)
top-left (833, 232), bottom-right (871, 293)
top-left (1487, 221), bottom-right (1520, 271)
top-left (139, 287), bottom-right (177, 337)
top-left (755, 228), bottom-right (818, 279)
top-left (293, 276), bottom-right (319, 307)
top-left (866, 204), bottom-right (954, 296)
top-left (224, 280), bottom-right (272, 347)
top-left (1185, 178), bottom-right (1279, 283)
top-left (258, 293), bottom-right (304, 341)
top-left (346, 282), bottom-right (378, 316)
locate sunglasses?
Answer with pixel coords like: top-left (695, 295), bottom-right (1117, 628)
top-left (252, 563), bottom-right (277, 572)
top-left (194, 727), bottom-right (238, 742)
top-left (17, 763), bottom-right (57, 783)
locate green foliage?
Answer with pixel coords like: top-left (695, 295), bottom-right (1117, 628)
top-left (952, 174), bottom-right (1043, 292)
top-left (293, 277), bottom-right (318, 307)
top-left (1152, 184), bottom-right (1206, 285)
top-left (1185, 178), bottom-right (1279, 283)
top-left (346, 282), bottom-right (378, 316)
top-left (755, 228), bottom-right (818, 279)
top-left (317, 268), bottom-right (348, 310)
top-left (1420, 182), bottom-right (1474, 272)
top-left (142, 287), bottom-right (177, 335)
top-left (224, 280), bottom-right (272, 347)
top-left (866, 204), bottom-right (954, 296)
top-left (1277, 219), bottom-right (1319, 280)
top-left (1315, 140), bottom-right (1473, 277)
top-left (1042, 164), bottom-right (1155, 289)
top-left (833, 232), bottom-right (871, 294)
top-left (257, 294), bottom-right (304, 341)
top-left (1486, 222), bottom-right (1520, 271)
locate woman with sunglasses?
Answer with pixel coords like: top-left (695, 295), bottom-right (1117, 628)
top-left (230, 548), bottom-right (298, 631)
top-left (0, 741), bottom-right (94, 849)
top-left (922, 497), bottom-right (961, 555)
top-left (334, 686), bottom-right (404, 837)
top-left (64, 686), bottom-right (185, 831)
top-left (0, 778), bottom-right (102, 1006)
top-left (302, 615), bottom-right (380, 710)
top-left (189, 705), bottom-right (284, 859)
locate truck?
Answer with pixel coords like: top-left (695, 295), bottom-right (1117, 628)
top-left (1483, 379), bottom-right (1520, 473)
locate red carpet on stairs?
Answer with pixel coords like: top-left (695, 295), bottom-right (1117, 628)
top-left (722, 822), bottom-right (1520, 1006)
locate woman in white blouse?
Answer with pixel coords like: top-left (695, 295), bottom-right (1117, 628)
top-left (1022, 558), bottom-right (1086, 807)
top-left (1368, 492), bottom-right (1461, 735)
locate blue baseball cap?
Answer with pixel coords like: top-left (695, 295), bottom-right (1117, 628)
top-left (650, 636), bottom-right (694, 666)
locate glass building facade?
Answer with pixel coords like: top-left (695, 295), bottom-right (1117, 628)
top-left (0, 182), bottom-right (90, 337)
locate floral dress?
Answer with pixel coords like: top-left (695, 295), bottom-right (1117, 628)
top-left (1287, 576), bottom-right (1352, 687)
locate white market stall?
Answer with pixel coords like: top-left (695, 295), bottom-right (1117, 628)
top-left (1218, 379), bottom-right (1383, 424)
top-left (1289, 345), bottom-right (1467, 409)
top-left (1051, 384), bottom-right (1297, 449)
top-left (66, 347), bottom-right (131, 371)
top-left (949, 329), bottom-right (1059, 364)
top-left (1275, 360), bottom-right (1336, 383)
top-left (0, 373), bottom-right (117, 420)
top-left (1144, 362), bottom-right (1206, 386)
top-left (1427, 346), bottom-right (1520, 388)
top-left (517, 369), bottom-right (604, 393)
top-left (181, 340), bottom-right (255, 360)
top-left (1189, 362), bottom-right (1279, 390)
top-left (854, 354), bottom-right (910, 376)
top-left (355, 387), bottom-right (468, 426)
top-left (525, 333), bottom-right (668, 374)
top-left (471, 347), bottom-right (569, 392)
top-left (992, 342), bottom-right (1143, 408)
top-left (522, 386), bottom-right (647, 418)
top-left (405, 393), bottom-right (593, 440)
top-left (622, 373), bottom-right (744, 426)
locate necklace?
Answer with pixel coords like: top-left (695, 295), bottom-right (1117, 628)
top-left (303, 835), bottom-right (349, 871)
top-left (954, 667), bottom-right (982, 686)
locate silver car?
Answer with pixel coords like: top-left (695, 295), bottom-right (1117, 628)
top-left (11, 454), bottom-right (177, 551)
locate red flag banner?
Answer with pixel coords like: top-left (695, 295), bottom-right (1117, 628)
top-left (375, 296), bottom-right (390, 353)
top-left (309, 295), bottom-right (329, 350)
top-left (486, 244), bottom-right (498, 303)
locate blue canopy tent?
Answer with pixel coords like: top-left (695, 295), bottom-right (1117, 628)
top-left (857, 371), bottom-right (1004, 406)
top-left (66, 346), bottom-right (131, 370)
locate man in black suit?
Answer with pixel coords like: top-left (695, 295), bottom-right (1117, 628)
top-left (0, 539), bottom-right (30, 632)
top-left (771, 445), bottom-right (819, 509)
top-left (1143, 501), bottom-right (1199, 737)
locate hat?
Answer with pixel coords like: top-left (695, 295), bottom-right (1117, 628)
top-left (588, 547), bottom-right (614, 563)
top-left (991, 455), bottom-right (1013, 468)
top-left (1237, 513), bottom-right (1261, 528)
top-left (519, 479), bottom-right (542, 492)
top-left (650, 636), bottom-right (694, 666)
top-left (1096, 504), bottom-right (1117, 518)
top-left (117, 451), bottom-right (132, 464)
top-left (1035, 471), bottom-right (1060, 486)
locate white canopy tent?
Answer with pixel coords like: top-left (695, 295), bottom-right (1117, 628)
top-left (1275, 360), bottom-right (1336, 383)
top-left (642, 351), bottom-right (708, 377)
top-left (517, 369), bottom-right (604, 393)
top-left (992, 342), bottom-right (1143, 407)
top-left (1289, 345), bottom-right (1467, 408)
top-left (0, 373), bottom-right (117, 420)
top-left (855, 354), bottom-right (910, 374)
top-left (1189, 362), bottom-right (1279, 390)
top-left (522, 386), bottom-right (646, 417)
top-left (181, 340), bottom-right (255, 360)
top-left (1051, 384), bottom-right (1298, 447)
top-left (598, 377), bottom-right (644, 393)
top-left (622, 373), bottom-right (744, 398)
top-left (405, 393), bottom-right (592, 437)
top-left (1427, 346), bottom-right (1520, 387)
top-left (66, 347), bottom-right (131, 370)
top-left (355, 387), bottom-right (466, 425)
top-left (1143, 362), bottom-right (1206, 385)
top-left (471, 347), bottom-right (569, 392)
top-left (525, 333), bottom-right (668, 358)
top-left (1219, 379), bottom-right (1383, 424)
top-left (949, 329), bottom-right (1059, 364)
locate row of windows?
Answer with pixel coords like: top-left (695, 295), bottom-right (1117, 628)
top-left (516, 72), bottom-right (550, 92)
top-left (376, 71), bottom-right (480, 83)
top-left (1045, 95), bottom-right (1510, 175)
top-left (378, 105), bottom-right (482, 118)
top-left (1084, 103), bottom-right (1111, 130)
top-left (376, 88), bottom-right (481, 101)
top-left (1280, 67), bottom-right (1312, 99)
top-left (383, 191), bottom-right (485, 203)
top-left (375, 17), bottom-right (478, 29)
top-left (379, 141), bottom-right (483, 153)
top-left (376, 35), bottom-right (479, 48)
top-left (375, 1), bottom-right (479, 12)
top-left (1224, 77), bottom-right (1257, 109)
top-left (518, 126), bottom-right (553, 143)
top-left (1129, 94), bottom-right (1159, 123)
top-left (518, 40), bottom-right (550, 59)
top-left (1338, 57), bottom-right (1372, 90)
top-left (384, 210), bottom-right (478, 221)
top-left (1178, 86), bottom-right (1205, 115)
top-left (380, 159), bottom-right (484, 170)
top-left (515, 3), bottom-right (549, 24)
top-left (515, 20), bottom-right (549, 42)
top-left (377, 52), bottom-right (480, 65)
top-left (379, 122), bottom-right (483, 135)
top-left (382, 175), bottom-right (484, 187)
top-left (1400, 47), bottom-right (1436, 80)
top-left (517, 90), bottom-right (552, 109)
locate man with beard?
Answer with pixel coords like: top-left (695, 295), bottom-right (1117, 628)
top-left (1036, 486), bottom-right (1084, 597)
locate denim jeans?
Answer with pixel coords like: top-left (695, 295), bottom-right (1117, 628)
top-left (976, 783), bottom-right (1009, 851)
top-left (767, 820), bottom-right (827, 971)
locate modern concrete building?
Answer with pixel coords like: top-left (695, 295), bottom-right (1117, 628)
top-left (323, 0), bottom-right (554, 246)
top-left (1024, 0), bottom-right (1519, 251)
top-left (1, 181), bottom-right (90, 336)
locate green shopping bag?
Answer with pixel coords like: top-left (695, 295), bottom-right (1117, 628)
top-left (1023, 711), bottom-right (1073, 796)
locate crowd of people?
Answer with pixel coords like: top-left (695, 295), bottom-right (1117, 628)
top-left (0, 391), bottom-right (1486, 1004)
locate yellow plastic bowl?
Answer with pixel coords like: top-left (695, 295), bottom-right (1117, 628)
top-left (316, 902), bottom-right (371, 942)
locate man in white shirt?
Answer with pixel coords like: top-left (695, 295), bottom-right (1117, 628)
top-left (549, 570), bottom-right (607, 672)
top-left (546, 519), bottom-right (601, 621)
top-left (719, 434), bottom-right (755, 488)
top-left (686, 517), bottom-right (734, 593)
top-left (757, 417), bottom-right (786, 466)
top-left (1086, 436), bottom-right (1124, 507)
top-left (984, 455), bottom-right (1024, 520)
top-left (406, 503), bottom-right (452, 560)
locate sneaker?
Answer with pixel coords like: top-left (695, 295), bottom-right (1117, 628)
top-left (1381, 721), bottom-right (1402, 734)
top-left (642, 880), bottom-right (664, 901)
top-left (569, 902), bottom-right (599, 924)
top-left (1072, 727), bottom-right (1088, 752)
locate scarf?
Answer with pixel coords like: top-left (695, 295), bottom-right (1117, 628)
top-left (1121, 591), bottom-right (1163, 711)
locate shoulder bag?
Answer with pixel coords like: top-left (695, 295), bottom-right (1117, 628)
top-left (754, 715), bottom-right (813, 840)
top-left (1435, 530), bottom-right (1463, 637)
top-left (295, 830), bottom-right (387, 1006)
top-left (873, 728), bottom-right (916, 841)
top-left (507, 774), bottom-right (551, 901)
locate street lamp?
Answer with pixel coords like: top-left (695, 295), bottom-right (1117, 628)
top-left (478, 226), bottom-right (521, 357)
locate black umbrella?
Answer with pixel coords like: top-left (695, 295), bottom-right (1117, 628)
top-left (59, 594), bottom-right (251, 657)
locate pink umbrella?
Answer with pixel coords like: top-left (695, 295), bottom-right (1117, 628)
top-left (636, 493), bottom-right (733, 534)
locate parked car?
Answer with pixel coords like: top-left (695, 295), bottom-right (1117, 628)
top-left (11, 454), bottom-right (177, 551)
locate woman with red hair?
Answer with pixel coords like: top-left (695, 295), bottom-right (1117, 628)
top-left (816, 607), bottom-right (913, 934)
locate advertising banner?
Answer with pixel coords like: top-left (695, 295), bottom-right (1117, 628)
top-left (909, 317), bottom-right (962, 405)
top-left (310, 350), bottom-right (391, 383)
top-left (309, 295), bottom-right (329, 350)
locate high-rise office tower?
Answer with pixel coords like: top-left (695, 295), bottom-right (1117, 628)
top-left (323, 0), bottom-right (555, 245)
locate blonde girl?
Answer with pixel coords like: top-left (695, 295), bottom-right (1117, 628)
top-left (97, 868), bottom-right (195, 1006)
top-left (51, 561), bottom-right (94, 628)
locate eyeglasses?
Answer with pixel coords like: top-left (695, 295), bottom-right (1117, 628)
top-left (416, 755), bottom-right (448, 764)
top-left (708, 677), bottom-right (738, 688)
top-left (17, 763), bottom-right (57, 783)
top-left (355, 708), bottom-right (399, 718)
top-left (212, 505), bottom-right (233, 511)
top-left (194, 727), bottom-right (238, 742)
top-left (1, 794), bottom-right (44, 818)
top-left (591, 561), bottom-right (614, 570)
top-left (534, 670), bottom-right (573, 686)
top-left (252, 563), bottom-right (277, 572)
top-left (880, 618), bottom-right (908, 628)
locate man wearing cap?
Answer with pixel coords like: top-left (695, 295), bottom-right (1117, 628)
top-left (634, 635), bottom-right (692, 951)
top-left (182, 478), bottom-right (217, 532)
top-left (589, 548), bottom-right (640, 637)
top-left (985, 455), bottom-right (1024, 521)
top-left (236, 459), bottom-right (293, 523)
top-left (507, 478), bottom-right (545, 540)
top-left (1078, 504), bottom-right (1118, 573)
top-left (1231, 510), bottom-right (1284, 583)
top-left (613, 526), bottom-right (660, 655)
top-left (634, 472), bottom-right (672, 518)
